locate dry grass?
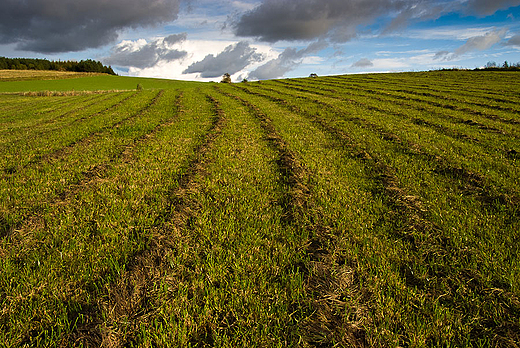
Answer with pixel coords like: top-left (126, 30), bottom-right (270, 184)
top-left (17, 90), bottom-right (130, 96)
top-left (0, 90), bottom-right (131, 97)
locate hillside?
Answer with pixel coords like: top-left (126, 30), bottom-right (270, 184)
top-left (0, 70), bottom-right (519, 347)
top-left (0, 70), bottom-right (204, 92)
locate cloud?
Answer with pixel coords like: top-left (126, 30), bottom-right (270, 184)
top-left (454, 28), bottom-right (507, 55)
top-left (248, 40), bottom-right (327, 80)
top-left (230, 0), bottom-right (259, 11)
top-left (504, 34), bottom-right (520, 46)
top-left (235, 0), bottom-right (471, 43)
top-left (235, 0), bottom-right (382, 42)
top-left (434, 50), bottom-right (453, 60)
top-left (464, 0), bottom-right (520, 16)
top-left (183, 41), bottom-right (264, 78)
top-left (435, 28), bottom-right (507, 60)
top-left (351, 58), bottom-right (374, 68)
top-left (382, 3), bottom-right (449, 34)
top-left (407, 26), bottom-right (498, 41)
top-left (164, 33), bottom-right (188, 45)
top-left (234, 0), bottom-right (520, 43)
top-left (104, 34), bottom-right (188, 69)
top-left (0, 0), bottom-right (181, 53)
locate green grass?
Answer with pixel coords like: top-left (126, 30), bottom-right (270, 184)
top-left (1, 70), bottom-right (519, 347)
top-left (0, 73), bottom-right (205, 92)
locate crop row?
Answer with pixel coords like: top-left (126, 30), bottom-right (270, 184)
top-left (259, 79), bottom-right (520, 197)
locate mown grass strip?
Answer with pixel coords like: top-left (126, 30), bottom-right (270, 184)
top-left (244, 81), bottom-right (520, 225)
top-left (1, 71), bottom-right (519, 347)
top-left (305, 76), bottom-right (520, 124)
top-left (130, 86), bottom-right (308, 347)
top-left (0, 92), bottom-right (123, 133)
top-left (272, 78), bottom-right (520, 174)
top-left (0, 94), bottom-right (90, 125)
top-left (297, 77), bottom-right (520, 138)
top-left (326, 72), bottom-right (520, 108)
top-left (328, 71), bottom-right (520, 101)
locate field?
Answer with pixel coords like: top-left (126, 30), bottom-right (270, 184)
top-left (0, 70), bottom-right (519, 347)
top-left (0, 70), bottom-right (202, 92)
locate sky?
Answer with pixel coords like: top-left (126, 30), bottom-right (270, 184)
top-left (1, 0), bottom-right (520, 82)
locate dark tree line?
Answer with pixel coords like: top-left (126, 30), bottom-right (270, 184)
top-left (0, 57), bottom-right (116, 75)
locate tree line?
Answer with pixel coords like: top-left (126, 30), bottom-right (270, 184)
top-left (0, 57), bottom-right (116, 75)
top-left (481, 61), bottom-right (520, 71)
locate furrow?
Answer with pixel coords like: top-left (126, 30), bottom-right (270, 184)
top-left (6, 93), bottom-right (114, 129)
top-left (1, 92), bottom-right (134, 151)
top-left (2, 91), bottom-right (175, 244)
top-left (3, 91), bottom-right (154, 176)
top-left (242, 84), bottom-right (519, 210)
top-left (265, 82), bottom-right (482, 142)
top-left (233, 84), bottom-right (440, 242)
top-left (267, 80), bottom-right (520, 162)
top-left (267, 80), bottom-right (519, 169)
top-left (325, 74), bottom-right (520, 106)
top-left (222, 85), bottom-right (369, 347)
top-left (81, 92), bottom-right (227, 348)
top-left (300, 79), bottom-right (517, 136)
top-left (297, 78), bottom-right (520, 125)
top-left (216, 87), bottom-right (308, 224)
top-left (0, 94), bottom-right (85, 120)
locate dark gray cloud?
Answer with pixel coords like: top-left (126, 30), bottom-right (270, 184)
top-left (235, 0), bottom-right (383, 42)
top-left (234, 0), bottom-right (520, 43)
top-left (103, 34), bottom-right (187, 69)
top-left (235, 0), bottom-right (457, 43)
top-left (434, 50), bottom-right (453, 60)
top-left (164, 33), bottom-right (188, 45)
top-left (0, 0), bottom-right (181, 53)
top-left (183, 41), bottom-right (264, 78)
top-left (383, 3), bottom-right (447, 34)
top-left (248, 40), bottom-right (327, 80)
top-left (351, 58), bottom-right (374, 68)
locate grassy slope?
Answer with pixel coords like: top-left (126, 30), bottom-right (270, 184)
top-left (0, 71), bottom-right (205, 92)
top-left (1, 70), bottom-right (519, 347)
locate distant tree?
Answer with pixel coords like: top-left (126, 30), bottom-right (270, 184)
top-left (485, 61), bottom-right (497, 68)
top-left (309, 73), bottom-right (318, 78)
top-left (221, 73), bottom-right (232, 83)
top-left (503, 61), bottom-right (509, 69)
